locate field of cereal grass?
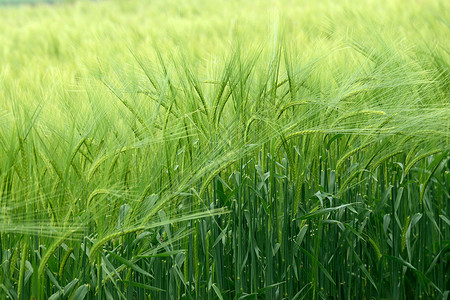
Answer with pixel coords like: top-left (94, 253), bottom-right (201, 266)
top-left (0, 0), bottom-right (449, 298)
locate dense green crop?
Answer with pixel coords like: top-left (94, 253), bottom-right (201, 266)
top-left (0, 0), bottom-right (449, 299)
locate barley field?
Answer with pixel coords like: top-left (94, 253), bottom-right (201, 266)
top-left (0, 0), bottom-right (449, 299)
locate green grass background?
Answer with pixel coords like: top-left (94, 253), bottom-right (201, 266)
top-left (0, 0), bottom-right (449, 299)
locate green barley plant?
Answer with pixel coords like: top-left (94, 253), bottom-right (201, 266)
top-left (0, 0), bottom-right (449, 299)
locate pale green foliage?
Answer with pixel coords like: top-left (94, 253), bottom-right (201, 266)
top-left (0, 0), bottom-right (449, 299)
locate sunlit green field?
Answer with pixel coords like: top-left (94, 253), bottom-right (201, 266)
top-left (0, 0), bottom-right (449, 299)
